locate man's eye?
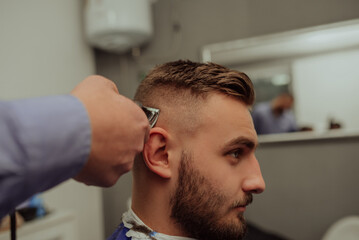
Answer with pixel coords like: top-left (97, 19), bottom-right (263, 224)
top-left (229, 149), bottom-right (244, 159)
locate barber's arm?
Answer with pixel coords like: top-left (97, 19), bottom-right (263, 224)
top-left (0, 75), bottom-right (149, 218)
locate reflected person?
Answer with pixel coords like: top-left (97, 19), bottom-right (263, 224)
top-left (251, 93), bottom-right (298, 135)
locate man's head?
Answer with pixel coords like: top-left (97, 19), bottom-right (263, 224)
top-left (132, 60), bottom-right (265, 240)
top-left (271, 93), bottom-right (294, 116)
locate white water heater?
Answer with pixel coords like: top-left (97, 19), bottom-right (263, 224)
top-left (84, 0), bottom-right (153, 53)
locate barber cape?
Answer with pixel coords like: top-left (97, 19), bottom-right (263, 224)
top-left (107, 209), bottom-right (195, 240)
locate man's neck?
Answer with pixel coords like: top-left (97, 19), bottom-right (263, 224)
top-left (132, 171), bottom-right (188, 238)
top-left (131, 202), bottom-right (186, 237)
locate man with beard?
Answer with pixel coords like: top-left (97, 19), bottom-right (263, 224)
top-left (108, 60), bottom-right (266, 240)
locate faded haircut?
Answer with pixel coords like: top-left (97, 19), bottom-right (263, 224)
top-left (133, 60), bottom-right (255, 172)
top-left (134, 60), bottom-right (255, 108)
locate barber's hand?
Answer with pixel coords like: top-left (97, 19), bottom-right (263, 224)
top-left (71, 75), bottom-right (150, 187)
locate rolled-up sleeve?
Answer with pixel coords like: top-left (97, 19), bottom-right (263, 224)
top-left (0, 95), bottom-right (91, 218)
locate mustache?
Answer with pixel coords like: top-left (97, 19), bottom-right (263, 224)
top-left (231, 194), bottom-right (253, 208)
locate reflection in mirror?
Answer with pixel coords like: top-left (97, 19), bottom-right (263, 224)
top-left (237, 62), bottom-right (292, 103)
top-left (202, 19), bottom-right (359, 135)
top-left (233, 62), bottom-right (299, 135)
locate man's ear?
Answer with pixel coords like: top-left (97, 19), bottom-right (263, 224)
top-left (142, 127), bottom-right (171, 179)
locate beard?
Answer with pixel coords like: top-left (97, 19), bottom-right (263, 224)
top-left (170, 151), bottom-right (253, 240)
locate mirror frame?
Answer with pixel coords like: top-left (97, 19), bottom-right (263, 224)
top-left (201, 19), bottom-right (359, 66)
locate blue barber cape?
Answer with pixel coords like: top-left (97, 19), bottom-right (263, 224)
top-left (107, 223), bottom-right (131, 240)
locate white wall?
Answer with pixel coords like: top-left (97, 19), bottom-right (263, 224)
top-left (0, 0), bottom-right (94, 98)
top-left (292, 49), bottom-right (359, 131)
top-left (0, 1), bottom-right (104, 240)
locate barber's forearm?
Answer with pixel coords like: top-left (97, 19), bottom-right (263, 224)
top-left (0, 95), bottom-right (91, 218)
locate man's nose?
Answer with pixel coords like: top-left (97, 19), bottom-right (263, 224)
top-left (242, 156), bottom-right (266, 194)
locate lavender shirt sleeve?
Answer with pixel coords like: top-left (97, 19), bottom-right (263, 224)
top-left (0, 95), bottom-right (91, 218)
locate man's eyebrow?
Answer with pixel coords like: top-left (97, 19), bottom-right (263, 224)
top-left (223, 136), bottom-right (257, 150)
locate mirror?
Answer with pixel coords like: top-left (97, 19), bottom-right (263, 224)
top-left (202, 19), bottom-right (359, 135)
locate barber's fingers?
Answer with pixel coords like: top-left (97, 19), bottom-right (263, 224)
top-left (71, 75), bottom-right (150, 187)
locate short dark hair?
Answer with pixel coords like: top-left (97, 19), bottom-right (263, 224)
top-left (134, 60), bottom-right (255, 107)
